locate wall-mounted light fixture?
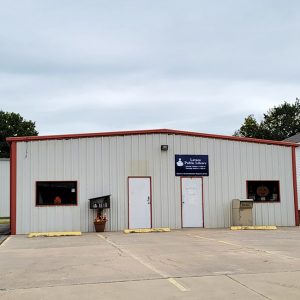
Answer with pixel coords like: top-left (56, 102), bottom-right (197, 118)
top-left (161, 145), bottom-right (168, 151)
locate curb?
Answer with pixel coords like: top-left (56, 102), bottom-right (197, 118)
top-left (28, 232), bottom-right (82, 238)
top-left (231, 226), bottom-right (277, 230)
top-left (124, 228), bottom-right (171, 234)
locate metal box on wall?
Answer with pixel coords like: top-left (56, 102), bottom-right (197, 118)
top-left (232, 199), bottom-right (253, 226)
top-left (89, 195), bottom-right (111, 209)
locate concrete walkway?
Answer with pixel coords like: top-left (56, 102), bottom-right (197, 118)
top-left (1, 228), bottom-right (300, 299)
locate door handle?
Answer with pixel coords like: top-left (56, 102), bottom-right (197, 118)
top-left (147, 196), bottom-right (150, 204)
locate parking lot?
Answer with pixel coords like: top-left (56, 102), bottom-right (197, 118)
top-left (1, 228), bottom-right (300, 299)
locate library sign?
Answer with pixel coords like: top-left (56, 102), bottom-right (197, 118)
top-left (175, 155), bottom-right (209, 176)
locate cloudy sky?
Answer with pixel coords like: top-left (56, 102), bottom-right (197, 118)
top-left (0, 1), bottom-right (299, 136)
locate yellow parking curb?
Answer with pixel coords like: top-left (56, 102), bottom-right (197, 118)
top-left (28, 232), bottom-right (82, 238)
top-left (231, 226), bottom-right (277, 230)
top-left (124, 228), bottom-right (171, 234)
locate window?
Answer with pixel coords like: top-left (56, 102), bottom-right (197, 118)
top-left (247, 181), bottom-right (280, 202)
top-left (36, 181), bottom-right (77, 206)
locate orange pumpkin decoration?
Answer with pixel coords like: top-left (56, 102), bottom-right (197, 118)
top-left (54, 196), bottom-right (62, 205)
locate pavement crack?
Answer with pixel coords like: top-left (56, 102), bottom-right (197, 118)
top-left (96, 235), bottom-right (124, 256)
top-left (226, 275), bottom-right (272, 300)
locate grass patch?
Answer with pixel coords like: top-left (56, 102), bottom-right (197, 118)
top-left (0, 218), bottom-right (10, 224)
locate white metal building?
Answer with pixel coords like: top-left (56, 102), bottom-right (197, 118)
top-left (0, 159), bottom-right (10, 218)
top-left (7, 129), bottom-right (299, 234)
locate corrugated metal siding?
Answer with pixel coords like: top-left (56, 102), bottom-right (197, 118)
top-left (296, 146), bottom-right (300, 207)
top-left (0, 159), bottom-right (10, 217)
top-left (15, 134), bottom-right (295, 234)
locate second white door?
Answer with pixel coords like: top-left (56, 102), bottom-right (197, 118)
top-left (182, 177), bottom-right (203, 227)
top-left (128, 177), bottom-right (151, 229)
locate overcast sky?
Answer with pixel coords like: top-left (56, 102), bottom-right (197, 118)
top-left (0, 1), bottom-right (299, 136)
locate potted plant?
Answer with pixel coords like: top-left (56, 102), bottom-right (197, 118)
top-left (94, 214), bottom-right (108, 232)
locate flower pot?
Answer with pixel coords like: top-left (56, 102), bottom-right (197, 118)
top-left (94, 220), bottom-right (106, 232)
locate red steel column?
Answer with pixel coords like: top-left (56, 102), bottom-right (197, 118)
top-left (10, 141), bottom-right (17, 235)
top-left (292, 146), bottom-right (299, 226)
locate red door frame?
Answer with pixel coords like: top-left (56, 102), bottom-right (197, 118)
top-left (127, 176), bottom-right (152, 229)
top-left (180, 176), bottom-right (204, 228)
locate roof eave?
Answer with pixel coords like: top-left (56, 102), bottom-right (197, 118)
top-left (6, 128), bottom-right (298, 147)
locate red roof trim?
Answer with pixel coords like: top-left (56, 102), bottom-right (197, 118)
top-left (6, 128), bottom-right (297, 147)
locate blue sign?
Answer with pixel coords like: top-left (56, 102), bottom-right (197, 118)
top-left (175, 155), bottom-right (209, 176)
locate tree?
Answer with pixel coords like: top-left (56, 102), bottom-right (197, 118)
top-left (0, 111), bottom-right (38, 158)
top-left (233, 114), bottom-right (265, 139)
top-left (234, 98), bottom-right (300, 141)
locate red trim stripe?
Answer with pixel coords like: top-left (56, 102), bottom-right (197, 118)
top-left (10, 142), bottom-right (17, 235)
top-left (6, 128), bottom-right (298, 147)
top-left (292, 147), bottom-right (299, 226)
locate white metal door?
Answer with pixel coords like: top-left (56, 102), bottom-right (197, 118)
top-left (182, 177), bottom-right (203, 227)
top-left (128, 177), bottom-right (151, 229)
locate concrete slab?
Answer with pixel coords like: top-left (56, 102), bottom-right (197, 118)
top-left (1, 228), bottom-right (300, 299)
top-left (0, 275), bottom-right (265, 300)
top-left (103, 228), bottom-right (300, 277)
top-left (230, 271), bottom-right (300, 300)
top-left (0, 234), bottom-right (159, 290)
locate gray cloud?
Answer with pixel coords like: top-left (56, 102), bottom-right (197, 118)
top-left (0, 0), bottom-right (299, 136)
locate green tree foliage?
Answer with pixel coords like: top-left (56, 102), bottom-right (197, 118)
top-left (234, 99), bottom-right (300, 140)
top-left (0, 111), bottom-right (38, 158)
top-left (233, 114), bottom-right (265, 139)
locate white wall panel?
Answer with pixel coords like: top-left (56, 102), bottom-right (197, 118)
top-left (0, 159), bottom-right (10, 217)
top-left (15, 134), bottom-right (296, 234)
